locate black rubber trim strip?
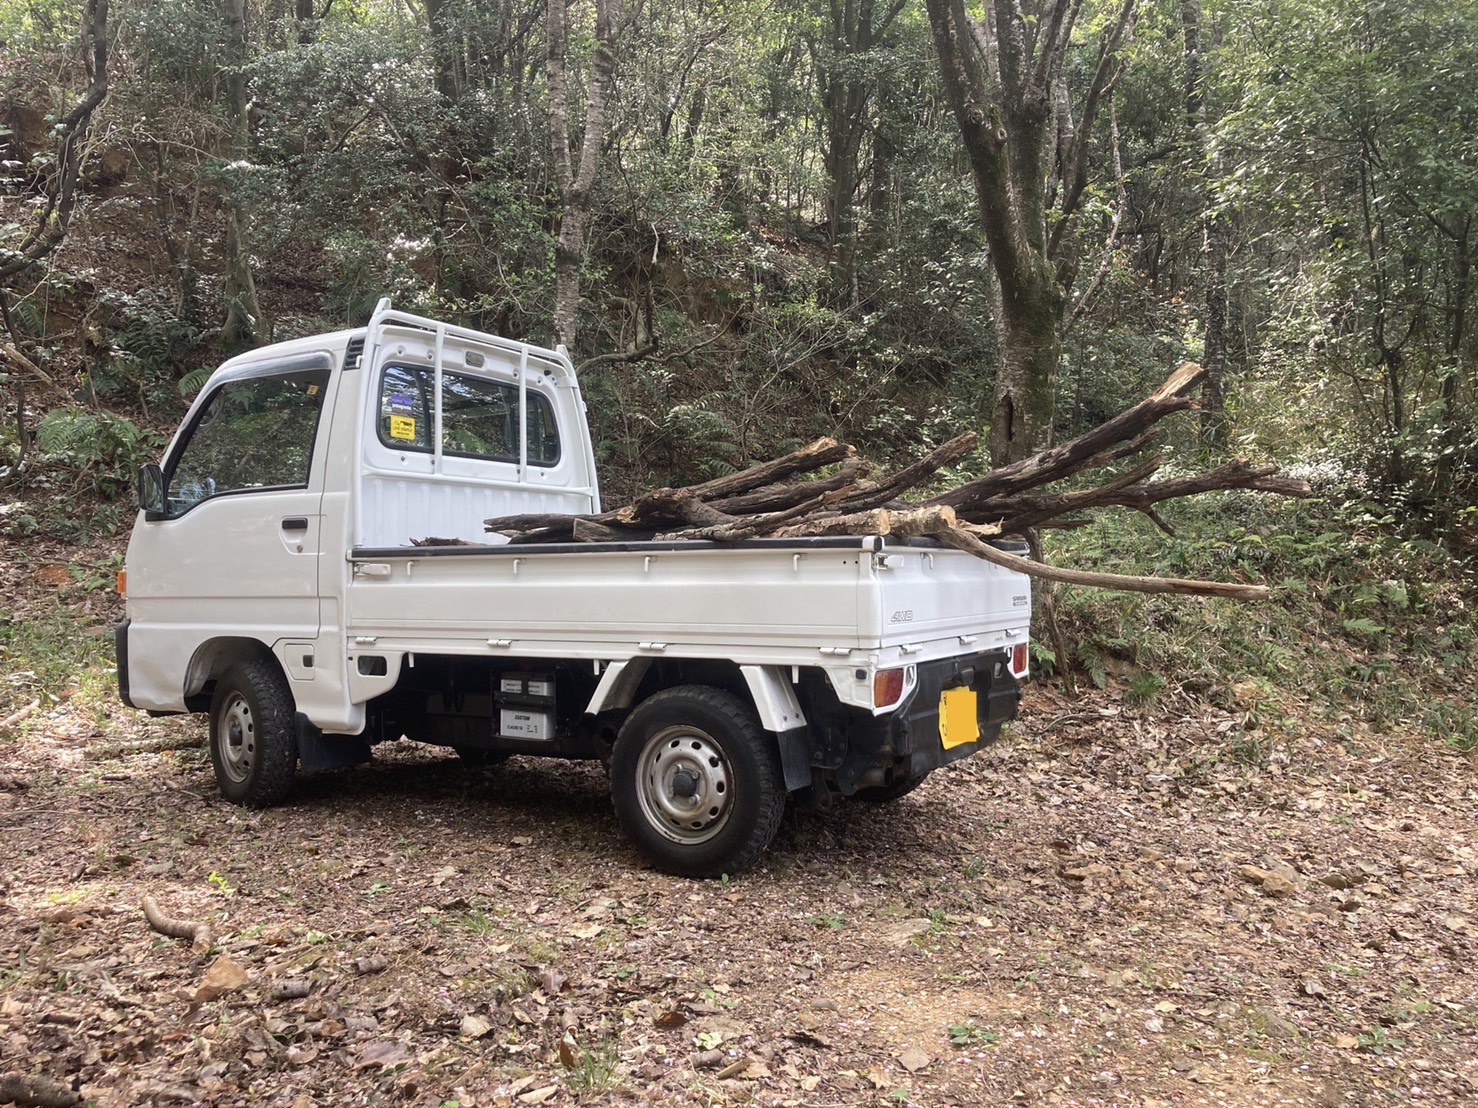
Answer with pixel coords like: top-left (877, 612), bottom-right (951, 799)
top-left (114, 620), bottom-right (135, 709)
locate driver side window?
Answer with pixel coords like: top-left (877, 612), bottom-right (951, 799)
top-left (167, 369), bottom-right (330, 513)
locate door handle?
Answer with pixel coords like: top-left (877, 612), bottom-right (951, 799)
top-left (282, 518), bottom-right (309, 532)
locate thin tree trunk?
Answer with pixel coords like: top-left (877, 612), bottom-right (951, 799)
top-left (0, 0), bottom-right (109, 285)
top-left (548, 0), bottom-right (624, 352)
top-left (1181, 0), bottom-right (1229, 453)
top-left (1433, 220), bottom-right (1471, 524)
top-left (220, 0), bottom-right (262, 346)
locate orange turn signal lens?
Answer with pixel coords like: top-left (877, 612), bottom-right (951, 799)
top-left (116, 568), bottom-right (127, 596)
top-left (873, 667), bottom-right (906, 708)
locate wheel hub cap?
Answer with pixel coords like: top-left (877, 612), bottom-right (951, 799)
top-left (637, 727), bottom-right (732, 845)
top-left (219, 693), bottom-right (256, 783)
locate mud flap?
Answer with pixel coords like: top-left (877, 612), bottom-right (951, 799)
top-left (296, 713), bottom-right (371, 773)
top-left (776, 725), bottom-right (812, 791)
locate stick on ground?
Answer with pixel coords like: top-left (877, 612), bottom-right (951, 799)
top-left (142, 896), bottom-right (212, 953)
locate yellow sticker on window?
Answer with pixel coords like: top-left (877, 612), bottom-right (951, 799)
top-left (390, 415), bottom-right (417, 441)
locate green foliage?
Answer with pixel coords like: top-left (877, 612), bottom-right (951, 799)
top-left (1049, 485), bottom-right (1478, 752)
top-left (92, 289), bottom-right (206, 412)
top-left (0, 0), bottom-right (84, 52)
top-left (1215, 0), bottom-right (1478, 506)
top-left (0, 562), bottom-right (118, 717)
top-left (947, 1021), bottom-right (1000, 1047)
top-left (32, 409), bottom-right (158, 500)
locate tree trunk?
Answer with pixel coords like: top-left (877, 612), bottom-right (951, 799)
top-left (0, 0), bottom-right (109, 286)
top-left (424, 0), bottom-right (461, 103)
top-left (926, 0), bottom-right (1136, 465)
top-left (1433, 219), bottom-right (1472, 522)
top-left (548, 0), bottom-right (624, 352)
top-left (1181, 0), bottom-right (1229, 454)
top-left (220, 0), bottom-right (262, 346)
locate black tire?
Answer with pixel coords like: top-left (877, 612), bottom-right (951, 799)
top-left (209, 658), bottom-right (298, 807)
top-left (610, 685), bottom-right (785, 879)
top-left (852, 772), bottom-right (930, 803)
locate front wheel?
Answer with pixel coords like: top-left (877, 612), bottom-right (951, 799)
top-left (610, 686), bottom-right (785, 878)
top-left (209, 658), bottom-right (298, 807)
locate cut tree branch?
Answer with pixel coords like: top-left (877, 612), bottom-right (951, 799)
top-left (474, 360), bottom-right (1310, 602)
top-left (142, 896), bottom-right (212, 953)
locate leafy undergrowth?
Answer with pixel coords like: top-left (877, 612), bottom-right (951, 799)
top-left (1043, 490), bottom-right (1478, 754)
top-left (1, 512), bottom-right (1477, 1106)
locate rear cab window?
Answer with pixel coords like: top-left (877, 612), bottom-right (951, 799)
top-left (377, 364), bottom-right (561, 466)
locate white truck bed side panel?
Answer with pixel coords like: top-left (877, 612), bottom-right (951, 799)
top-left (345, 546), bottom-right (873, 659)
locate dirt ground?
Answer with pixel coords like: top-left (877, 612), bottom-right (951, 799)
top-left (3, 599), bottom-right (1476, 1108)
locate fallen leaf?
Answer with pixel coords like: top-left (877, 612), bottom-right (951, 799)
top-left (715, 1058), bottom-right (750, 1080)
top-left (558, 1037), bottom-right (577, 1068)
top-left (519, 1086), bottom-right (559, 1104)
top-left (193, 955), bottom-right (249, 1003)
top-left (461, 1014), bottom-right (494, 1039)
top-left (1334, 1035), bottom-right (1360, 1050)
top-left (881, 919), bottom-right (932, 946)
top-left (898, 1046), bottom-right (932, 1072)
top-left (355, 1040), bottom-right (409, 1069)
top-left (541, 969), bottom-right (567, 994)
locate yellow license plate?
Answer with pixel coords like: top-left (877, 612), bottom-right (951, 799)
top-left (939, 686), bottom-right (979, 749)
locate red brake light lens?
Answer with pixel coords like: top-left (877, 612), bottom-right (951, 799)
top-left (1010, 643), bottom-right (1028, 677)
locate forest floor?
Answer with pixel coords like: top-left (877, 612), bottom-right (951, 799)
top-left (2, 533), bottom-right (1477, 1108)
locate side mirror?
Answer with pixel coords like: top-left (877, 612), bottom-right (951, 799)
top-left (138, 463), bottom-right (166, 518)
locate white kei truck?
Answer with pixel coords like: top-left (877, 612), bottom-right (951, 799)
top-left (115, 301), bottom-right (1032, 877)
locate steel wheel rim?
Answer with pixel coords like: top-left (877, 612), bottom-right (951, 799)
top-left (218, 692), bottom-right (256, 784)
top-left (635, 725), bottom-right (733, 845)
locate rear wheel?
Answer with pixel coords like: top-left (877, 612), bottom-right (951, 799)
top-left (610, 686), bottom-right (785, 878)
top-left (209, 658), bottom-right (298, 806)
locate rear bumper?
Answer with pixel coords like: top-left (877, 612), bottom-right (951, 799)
top-left (809, 649), bottom-right (1020, 794)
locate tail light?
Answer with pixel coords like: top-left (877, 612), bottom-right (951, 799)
top-left (873, 667), bottom-right (906, 709)
top-left (1009, 643), bottom-right (1029, 678)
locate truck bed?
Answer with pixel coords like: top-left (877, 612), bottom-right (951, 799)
top-left (346, 534), bottom-right (1030, 669)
